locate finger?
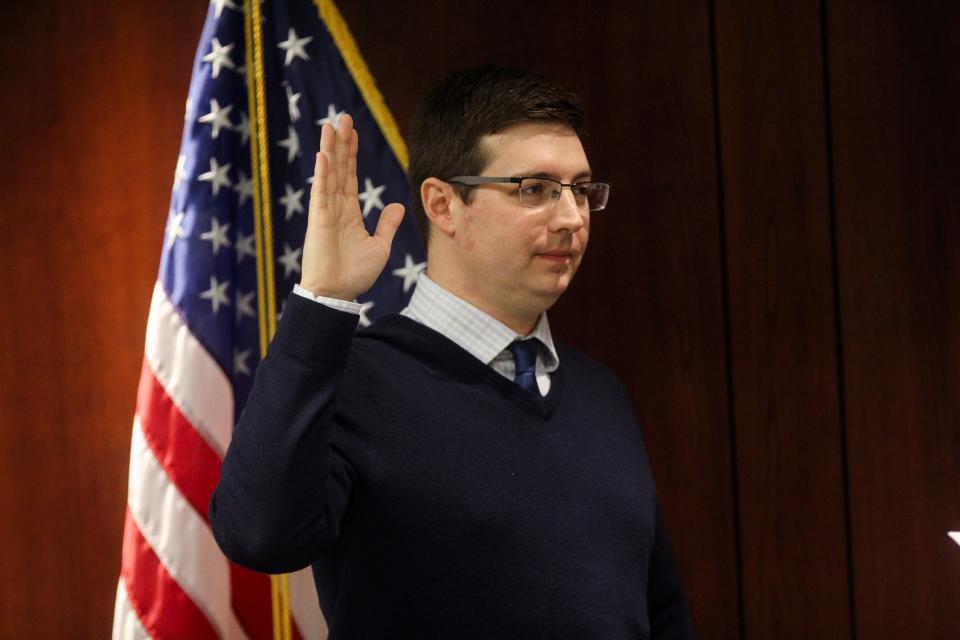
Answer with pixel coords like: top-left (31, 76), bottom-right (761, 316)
top-left (309, 151), bottom-right (329, 217)
top-left (334, 113), bottom-right (353, 194)
top-left (319, 122), bottom-right (337, 197)
top-left (345, 129), bottom-right (359, 198)
top-left (374, 202), bottom-right (405, 246)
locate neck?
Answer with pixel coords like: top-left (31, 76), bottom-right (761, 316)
top-left (426, 269), bottom-right (541, 336)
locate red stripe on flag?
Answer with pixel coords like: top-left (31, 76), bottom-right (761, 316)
top-left (137, 357), bottom-right (293, 638)
top-left (136, 357), bottom-right (306, 638)
top-left (121, 508), bottom-right (219, 640)
top-left (137, 357), bottom-right (222, 517)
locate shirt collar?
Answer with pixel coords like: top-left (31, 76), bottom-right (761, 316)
top-left (400, 273), bottom-right (559, 372)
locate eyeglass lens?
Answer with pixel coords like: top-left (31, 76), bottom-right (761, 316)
top-left (518, 178), bottom-right (609, 211)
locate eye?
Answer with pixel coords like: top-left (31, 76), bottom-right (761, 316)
top-left (520, 182), bottom-right (545, 196)
top-left (571, 184), bottom-right (591, 198)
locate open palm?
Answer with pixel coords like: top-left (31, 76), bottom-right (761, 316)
top-left (300, 114), bottom-right (405, 301)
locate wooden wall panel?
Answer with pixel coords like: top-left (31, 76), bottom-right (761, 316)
top-left (5, 0), bottom-right (958, 637)
top-left (828, 2), bottom-right (960, 636)
top-left (338, 2), bottom-right (742, 635)
top-left (713, 1), bottom-right (852, 636)
top-left (0, 1), bottom-right (206, 636)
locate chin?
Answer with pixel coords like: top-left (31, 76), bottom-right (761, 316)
top-left (532, 277), bottom-right (573, 304)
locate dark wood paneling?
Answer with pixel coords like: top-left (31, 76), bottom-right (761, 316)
top-left (0, 1), bottom-right (206, 636)
top-left (828, 2), bottom-right (960, 637)
top-left (5, 0), bottom-right (959, 638)
top-left (713, 1), bottom-right (852, 636)
top-left (339, 2), bottom-right (742, 634)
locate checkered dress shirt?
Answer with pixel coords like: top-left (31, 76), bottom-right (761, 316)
top-left (294, 273), bottom-right (558, 395)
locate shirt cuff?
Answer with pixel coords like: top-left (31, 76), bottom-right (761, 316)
top-left (292, 284), bottom-right (361, 315)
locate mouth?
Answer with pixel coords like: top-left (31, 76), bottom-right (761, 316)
top-left (535, 250), bottom-right (576, 263)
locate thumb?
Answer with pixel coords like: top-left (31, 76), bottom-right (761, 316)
top-left (374, 203), bottom-right (405, 246)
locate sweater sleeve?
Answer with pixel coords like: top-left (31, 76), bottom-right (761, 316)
top-left (209, 294), bottom-right (360, 574)
top-left (647, 503), bottom-right (695, 639)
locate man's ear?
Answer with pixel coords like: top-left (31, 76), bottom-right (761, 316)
top-left (421, 178), bottom-right (457, 238)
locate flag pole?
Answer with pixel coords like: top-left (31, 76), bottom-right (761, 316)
top-left (243, 1), bottom-right (291, 639)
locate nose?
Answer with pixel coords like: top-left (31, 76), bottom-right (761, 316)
top-left (548, 187), bottom-right (586, 233)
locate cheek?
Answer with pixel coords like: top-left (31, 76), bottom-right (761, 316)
top-left (459, 212), bottom-right (477, 252)
top-left (577, 222), bottom-right (590, 249)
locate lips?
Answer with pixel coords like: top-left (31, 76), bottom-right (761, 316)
top-left (535, 249), bottom-right (577, 264)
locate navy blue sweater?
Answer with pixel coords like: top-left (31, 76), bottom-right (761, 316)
top-left (210, 294), bottom-right (693, 638)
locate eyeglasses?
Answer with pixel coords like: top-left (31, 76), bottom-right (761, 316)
top-left (445, 176), bottom-right (611, 212)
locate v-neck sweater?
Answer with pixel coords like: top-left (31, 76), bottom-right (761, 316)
top-left (211, 294), bottom-right (693, 639)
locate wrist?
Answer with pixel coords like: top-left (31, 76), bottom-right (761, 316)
top-left (297, 281), bottom-right (356, 303)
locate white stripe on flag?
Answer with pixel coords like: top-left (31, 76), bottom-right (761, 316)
top-left (127, 416), bottom-right (248, 640)
top-left (289, 567), bottom-right (329, 640)
top-left (112, 578), bottom-right (151, 640)
top-left (145, 282), bottom-right (234, 458)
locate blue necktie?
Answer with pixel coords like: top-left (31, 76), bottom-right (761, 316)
top-left (508, 339), bottom-right (540, 394)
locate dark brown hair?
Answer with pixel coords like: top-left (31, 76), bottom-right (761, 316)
top-left (407, 65), bottom-right (585, 248)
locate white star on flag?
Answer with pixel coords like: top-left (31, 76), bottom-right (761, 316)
top-left (198, 98), bottom-right (234, 139)
top-left (184, 97), bottom-right (193, 122)
top-left (950, 532), bottom-right (960, 548)
top-left (199, 217), bottom-right (232, 255)
top-left (233, 347), bottom-right (252, 377)
top-left (278, 183), bottom-right (305, 221)
top-left (174, 154), bottom-right (188, 189)
top-left (199, 276), bottom-right (231, 314)
top-left (235, 111), bottom-right (251, 146)
top-left (277, 243), bottom-right (303, 278)
top-left (165, 211), bottom-right (187, 249)
top-left (235, 230), bottom-right (256, 265)
top-left (235, 289), bottom-right (256, 322)
top-left (278, 28), bottom-right (313, 66)
top-left (392, 254), bottom-right (427, 293)
top-left (358, 178), bottom-right (386, 218)
top-left (285, 84), bottom-right (302, 122)
top-left (315, 103), bottom-right (344, 128)
top-left (198, 157), bottom-right (233, 195)
top-left (211, 0), bottom-right (240, 19)
top-left (234, 171), bottom-right (254, 206)
top-left (201, 38), bottom-right (237, 78)
top-left (358, 300), bottom-right (375, 327)
top-left (277, 126), bottom-right (300, 163)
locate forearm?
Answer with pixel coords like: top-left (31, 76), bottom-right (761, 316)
top-left (209, 294), bottom-right (358, 573)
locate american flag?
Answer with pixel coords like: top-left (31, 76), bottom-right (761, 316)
top-left (112, 0), bottom-right (424, 637)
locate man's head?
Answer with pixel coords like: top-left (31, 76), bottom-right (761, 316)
top-left (408, 65), bottom-right (586, 247)
top-left (408, 66), bottom-right (596, 332)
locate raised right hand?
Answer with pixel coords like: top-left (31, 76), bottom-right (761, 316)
top-left (299, 113), bottom-right (405, 301)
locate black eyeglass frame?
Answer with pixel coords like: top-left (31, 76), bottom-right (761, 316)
top-left (444, 175), bottom-right (611, 212)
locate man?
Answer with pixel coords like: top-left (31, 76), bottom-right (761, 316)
top-left (211, 66), bottom-right (693, 638)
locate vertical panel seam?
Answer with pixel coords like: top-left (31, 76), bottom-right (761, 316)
top-left (706, 1), bottom-right (747, 638)
top-left (819, 1), bottom-right (858, 638)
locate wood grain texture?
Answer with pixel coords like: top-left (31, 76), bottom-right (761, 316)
top-left (0, 1), bottom-right (206, 636)
top-left (828, 1), bottom-right (960, 636)
top-left (713, 0), bottom-right (852, 636)
top-left (2, 0), bottom-right (957, 637)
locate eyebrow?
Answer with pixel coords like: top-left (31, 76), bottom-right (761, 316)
top-left (517, 169), bottom-right (594, 182)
